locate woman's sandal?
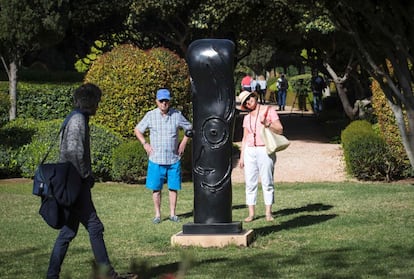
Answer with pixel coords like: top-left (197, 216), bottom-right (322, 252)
top-left (266, 215), bottom-right (274, 221)
top-left (244, 216), bottom-right (254, 222)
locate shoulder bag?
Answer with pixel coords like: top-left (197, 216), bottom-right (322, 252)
top-left (260, 126), bottom-right (290, 154)
top-left (260, 106), bottom-right (290, 155)
top-left (33, 111), bottom-right (82, 229)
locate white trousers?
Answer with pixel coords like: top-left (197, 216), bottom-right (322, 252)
top-left (243, 146), bottom-right (276, 206)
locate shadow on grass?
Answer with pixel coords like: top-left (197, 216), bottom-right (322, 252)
top-left (178, 203), bottom-right (334, 224)
top-left (274, 203), bottom-right (333, 216)
top-left (254, 214), bottom-right (338, 238)
top-left (0, 247), bottom-right (40, 266)
top-left (126, 257), bottom-right (227, 279)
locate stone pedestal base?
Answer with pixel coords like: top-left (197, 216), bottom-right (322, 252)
top-left (171, 229), bottom-right (254, 247)
top-left (182, 222), bottom-right (242, 234)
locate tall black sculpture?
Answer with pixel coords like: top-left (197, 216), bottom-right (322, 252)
top-left (183, 39), bottom-right (242, 234)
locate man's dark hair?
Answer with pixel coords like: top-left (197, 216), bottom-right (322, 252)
top-left (73, 83), bottom-right (102, 109)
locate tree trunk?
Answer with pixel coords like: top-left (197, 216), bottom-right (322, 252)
top-left (9, 61), bottom-right (17, 120)
top-left (323, 62), bottom-right (358, 120)
top-left (387, 102), bottom-right (414, 169)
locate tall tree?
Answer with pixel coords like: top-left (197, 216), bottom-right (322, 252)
top-left (0, 0), bottom-right (69, 120)
top-left (55, 0), bottom-right (132, 70)
top-left (126, 0), bottom-right (293, 60)
top-left (322, 0), bottom-right (414, 169)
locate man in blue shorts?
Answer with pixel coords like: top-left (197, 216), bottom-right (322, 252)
top-left (134, 88), bottom-right (192, 224)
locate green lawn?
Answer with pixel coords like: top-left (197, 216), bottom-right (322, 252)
top-left (1, 179), bottom-right (414, 278)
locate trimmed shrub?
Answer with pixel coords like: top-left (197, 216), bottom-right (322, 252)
top-left (147, 47), bottom-right (192, 119)
top-left (0, 146), bottom-right (19, 178)
top-left (341, 120), bottom-right (400, 181)
top-left (17, 82), bottom-right (79, 120)
top-left (0, 118), bottom-right (40, 178)
top-left (85, 44), bottom-right (191, 138)
top-left (0, 91), bottom-right (9, 126)
top-left (289, 74), bottom-right (312, 95)
top-left (6, 118), bottom-right (123, 180)
top-left (371, 79), bottom-right (411, 177)
top-left (17, 119), bottom-right (62, 178)
top-left (111, 140), bottom-right (148, 183)
top-left (0, 81), bottom-right (81, 121)
top-left (90, 123), bottom-right (124, 181)
top-left (341, 120), bottom-right (372, 158)
top-left (111, 131), bottom-right (193, 184)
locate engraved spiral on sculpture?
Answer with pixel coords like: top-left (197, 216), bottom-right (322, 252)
top-left (202, 117), bottom-right (229, 149)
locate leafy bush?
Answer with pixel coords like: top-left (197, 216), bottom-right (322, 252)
top-left (147, 47), bottom-right (192, 119)
top-left (4, 118), bottom-right (123, 180)
top-left (341, 120), bottom-right (401, 181)
top-left (17, 119), bottom-right (63, 178)
top-left (90, 123), bottom-right (124, 181)
top-left (17, 82), bottom-right (78, 120)
top-left (111, 140), bottom-right (148, 183)
top-left (111, 130), bottom-right (193, 184)
top-left (0, 91), bottom-right (9, 127)
top-left (85, 44), bottom-right (191, 138)
top-left (342, 120), bottom-right (376, 152)
top-left (0, 147), bottom-right (19, 178)
top-left (288, 74), bottom-right (311, 95)
top-left (0, 118), bottom-right (40, 178)
top-left (0, 81), bottom-right (82, 121)
top-left (371, 79), bottom-right (411, 177)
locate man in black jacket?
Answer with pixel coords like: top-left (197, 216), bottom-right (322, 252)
top-left (46, 83), bottom-right (121, 279)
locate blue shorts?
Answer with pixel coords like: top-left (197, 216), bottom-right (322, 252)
top-left (146, 160), bottom-right (182, 191)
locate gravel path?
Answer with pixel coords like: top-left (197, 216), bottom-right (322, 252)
top-left (231, 107), bottom-right (347, 183)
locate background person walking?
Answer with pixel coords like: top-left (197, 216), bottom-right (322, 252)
top-left (311, 69), bottom-right (327, 115)
top-left (241, 73), bottom-right (253, 92)
top-left (256, 75), bottom-right (267, 104)
top-left (277, 73), bottom-right (288, 111)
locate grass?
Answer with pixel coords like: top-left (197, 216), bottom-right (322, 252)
top-left (1, 179), bottom-right (414, 278)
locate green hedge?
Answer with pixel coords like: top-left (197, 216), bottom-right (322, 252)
top-left (0, 118), bottom-right (40, 178)
top-left (288, 74), bottom-right (312, 95)
top-left (111, 140), bottom-right (148, 183)
top-left (0, 118), bottom-right (124, 180)
top-left (341, 120), bottom-right (401, 181)
top-left (371, 79), bottom-right (411, 178)
top-left (111, 130), bottom-right (193, 184)
top-left (90, 123), bottom-right (124, 180)
top-left (0, 91), bottom-right (9, 127)
top-left (17, 82), bottom-right (79, 120)
top-left (0, 81), bottom-right (79, 121)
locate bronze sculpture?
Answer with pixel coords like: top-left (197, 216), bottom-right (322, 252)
top-left (184, 39), bottom-right (241, 234)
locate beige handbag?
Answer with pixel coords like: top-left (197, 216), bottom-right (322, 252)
top-left (260, 126), bottom-right (290, 154)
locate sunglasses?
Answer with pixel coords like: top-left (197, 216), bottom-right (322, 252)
top-left (158, 99), bottom-right (170, 103)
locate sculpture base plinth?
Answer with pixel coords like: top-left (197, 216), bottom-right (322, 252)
top-left (182, 222), bottom-right (242, 234)
top-left (171, 229), bottom-right (254, 247)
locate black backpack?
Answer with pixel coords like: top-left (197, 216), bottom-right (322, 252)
top-left (279, 78), bottom-right (288, 90)
top-left (313, 76), bottom-right (326, 92)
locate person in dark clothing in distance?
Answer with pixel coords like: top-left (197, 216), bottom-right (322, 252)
top-left (277, 74), bottom-right (288, 111)
top-left (311, 69), bottom-right (327, 115)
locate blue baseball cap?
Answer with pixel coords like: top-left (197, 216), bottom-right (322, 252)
top-left (156, 89), bottom-right (171, 100)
